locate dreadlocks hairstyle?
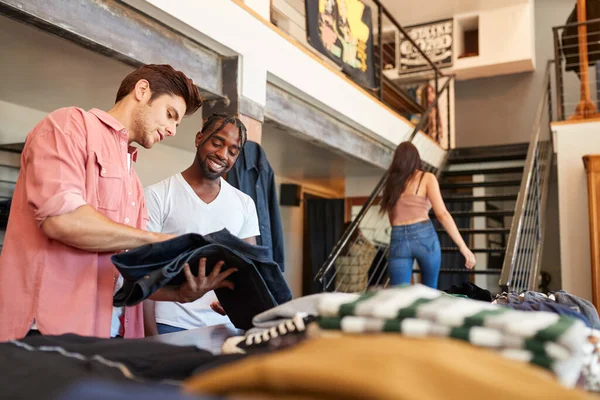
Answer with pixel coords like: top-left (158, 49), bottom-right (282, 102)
top-left (199, 113), bottom-right (247, 148)
top-left (380, 141), bottom-right (423, 215)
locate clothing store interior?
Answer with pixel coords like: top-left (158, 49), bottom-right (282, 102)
top-left (2, 0), bottom-right (600, 399)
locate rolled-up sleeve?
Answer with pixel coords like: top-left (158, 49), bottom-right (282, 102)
top-left (24, 108), bottom-right (88, 225)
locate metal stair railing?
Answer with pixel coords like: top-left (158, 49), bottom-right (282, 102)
top-left (499, 61), bottom-right (555, 293)
top-left (314, 78), bottom-right (451, 292)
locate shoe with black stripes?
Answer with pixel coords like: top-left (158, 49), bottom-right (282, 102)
top-left (222, 313), bottom-right (317, 355)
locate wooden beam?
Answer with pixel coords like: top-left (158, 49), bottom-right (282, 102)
top-left (570, 0), bottom-right (598, 120)
top-left (202, 57), bottom-right (239, 117)
top-left (265, 83), bottom-right (393, 170)
top-left (201, 57), bottom-right (265, 123)
top-left (0, 0), bottom-right (223, 99)
top-left (583, 154), bottom-right (600, 309)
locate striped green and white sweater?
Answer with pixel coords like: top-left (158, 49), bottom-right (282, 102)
top-left (317, 284), bottom-right (589, 387)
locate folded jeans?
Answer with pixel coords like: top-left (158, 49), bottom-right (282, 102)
top-left (112, 229), bottom-right (292, 330)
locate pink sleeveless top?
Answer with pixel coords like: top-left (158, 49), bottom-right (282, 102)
top-left (391, 172), bottom-right (432, 223)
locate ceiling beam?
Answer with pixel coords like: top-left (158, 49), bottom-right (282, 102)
top-left (0, 0), bottom-right (223, 100)
top-left (265, 83), bottom-right (393, 170)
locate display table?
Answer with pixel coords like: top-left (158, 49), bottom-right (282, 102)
top-left (144, 323), bottom-right (243, 354)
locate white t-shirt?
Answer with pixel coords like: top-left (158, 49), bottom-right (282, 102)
top-left (145, 173), bottom-right (260, 330)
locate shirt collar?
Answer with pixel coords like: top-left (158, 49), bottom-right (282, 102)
top-left (89, 108), bottom-right (127, 133)
top-left (89, 109), bottom-right (138, 163)
top-left (242, 141), bottom-right (262, 171)
top-left (128, 146), bottom-right (138, 163)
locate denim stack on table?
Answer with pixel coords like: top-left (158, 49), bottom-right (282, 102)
top-left (112, 229), bottom-right (292, 330)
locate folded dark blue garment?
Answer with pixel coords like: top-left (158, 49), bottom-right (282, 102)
top-left (112, 229), bottom-right (292, 330)
top-left (204, 229), bottom-right (292, 305)
top-left (504, 300), bottom-right (591, 327)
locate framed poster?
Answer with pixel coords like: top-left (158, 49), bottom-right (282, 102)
top-left (305, 0), bottom-right (376, 89)
top-left (399, 18), bottom-right (453, 74)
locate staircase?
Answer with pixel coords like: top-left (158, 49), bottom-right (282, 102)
top-left (315, 62), bottom-right (554, 295)
top-left (315, 143), bottom-right (531, 294)
top-left (432, 143), bottom-right (529, 286)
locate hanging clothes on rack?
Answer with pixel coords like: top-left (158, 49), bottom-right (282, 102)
top-left (226, 141), bottom-right (285, 272)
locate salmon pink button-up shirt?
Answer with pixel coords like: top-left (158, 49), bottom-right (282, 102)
top-left (0, 107), bottom-right (148, 341)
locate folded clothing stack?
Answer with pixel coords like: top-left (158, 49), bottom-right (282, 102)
top-left (317, 284), bottom-right (589, 387)
top-left (494, 290), bottom-right (600, 330)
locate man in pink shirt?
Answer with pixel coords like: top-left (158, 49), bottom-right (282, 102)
top-left (0, 64), bottom-right (237, 341)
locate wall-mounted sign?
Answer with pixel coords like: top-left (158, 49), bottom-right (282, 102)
top-left (399, 19), bottom-right (453, 74)
top-left (305, 0), bottom-right (376, 89)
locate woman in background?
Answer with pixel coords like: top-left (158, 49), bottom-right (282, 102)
top-left (381, 142), bottom-right (476, 289)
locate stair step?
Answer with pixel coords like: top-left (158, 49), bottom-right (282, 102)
top-left (441, 247), bottom-right (506, 253)
top-left (443, 166), bottom-right (524, 177)
top-left (448, 154), bottom-right (528, 164)
top-left (448, 143), bottom-right (529, 164)
top-left (441, 180), bottom-right (521, 189)
top-left (443, 194), bottom-right (518, 202)
top-left (432, 210), bottom-right (514, 218)
top-left (436, 228), bottom-right (511, 234)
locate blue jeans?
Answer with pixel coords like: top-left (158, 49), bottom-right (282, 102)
top-left (388, 220), bottom-right (441, 289)
top-left (156, 323), bottom-right (187, 335)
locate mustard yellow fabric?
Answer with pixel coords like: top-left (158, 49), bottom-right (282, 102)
top-left (184, 334), bottom-right (594, 400)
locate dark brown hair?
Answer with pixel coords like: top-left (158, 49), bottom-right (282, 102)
top-left (380, 141), bottom-right (423, 215)
top-left (115, 64), bottom-right (202, 116)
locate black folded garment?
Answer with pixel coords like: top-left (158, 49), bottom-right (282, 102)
top-left (443, 281), bottom-right (492, 302)
top-left (1, 334), bottom-right (247, 400)
top-left (112, 229), bottom-right (292, 330)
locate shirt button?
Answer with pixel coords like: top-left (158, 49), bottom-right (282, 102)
top-left (125, 318), bottom-right (129, 323)
top-left (125, 218), bottom-right (130, 223)
top-left (131, 202), bottom-right (136, 206)
top-left (102, 168), bottom-right (106, 174)
top-left (122, 129), bottom-right (128, 134)
top-left (121, 141), bottom-right (126, 146)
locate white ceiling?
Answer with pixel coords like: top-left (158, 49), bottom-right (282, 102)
top-left (377, 0), bottom-right (532, 27)
top-left (0, 15), bottom-right (382, 188)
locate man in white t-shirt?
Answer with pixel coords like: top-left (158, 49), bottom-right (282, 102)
top-left (144, 113), bottom-right (260, 335)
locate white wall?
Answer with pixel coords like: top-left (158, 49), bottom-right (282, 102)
top-left (135, 145), bottom-right (195, 186)
top-left (413, 132), bottom-right (447, 167)
top-left (243, 0), bottom-right (270, 20)
top-left (455, 0), bottom-right (575, 147)
top-left (345, 176), bottom-right (381, 198)
top-left (125, 0), bottom-right (418, 149)
top-left (277, 176), bottom-right (303, 298)
top-left (0, 100), bottom-right (49, 144)
top-left (553, 120), bottom-right (600, 302)
top-left (452, 3), bottom-right (535, 79)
